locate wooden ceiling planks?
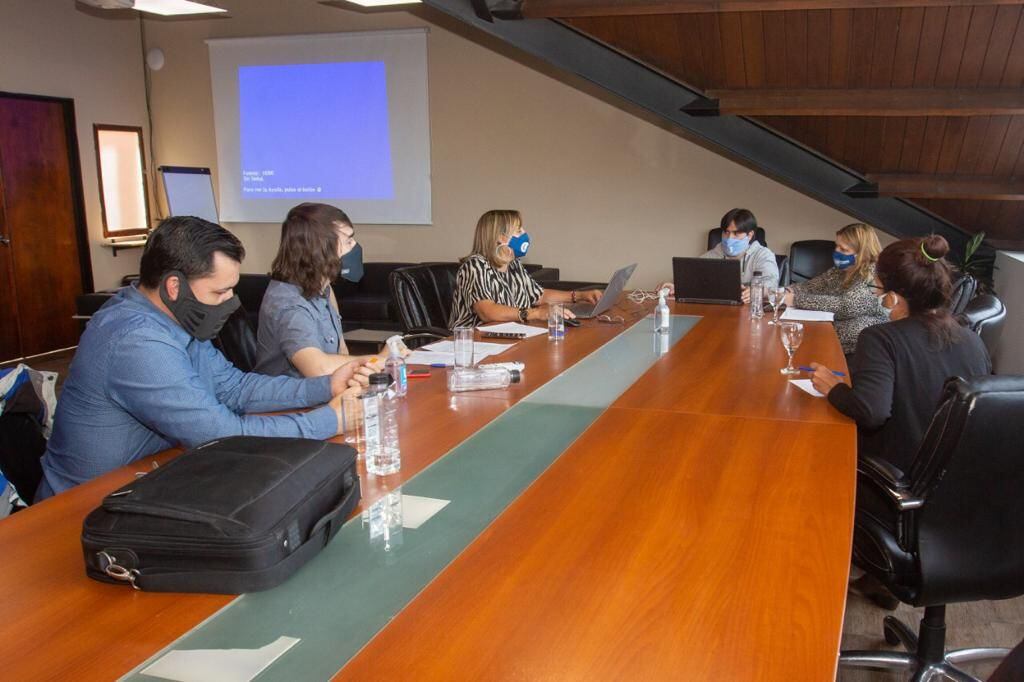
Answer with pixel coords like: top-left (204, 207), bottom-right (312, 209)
top-left (565, 3), bottom-right (1024, 245)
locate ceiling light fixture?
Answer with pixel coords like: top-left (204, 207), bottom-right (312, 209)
top-left (79, 0), bottom-right (228, 15)
top-left (132, 0), bottom-right (227, 15)
top-left (332, 0), bottom-right (421, 7)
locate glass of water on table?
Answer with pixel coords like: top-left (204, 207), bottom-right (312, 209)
top-left (766, 287), bottom-right (781, 325)
top-left (453, 326), bottom-right (475, 368)
top-left (779, 321), bottom-right (804, 375)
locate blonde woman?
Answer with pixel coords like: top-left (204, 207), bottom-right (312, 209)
top-left (783, 223), bottom-right (888, 356)
top-left (448, 210), bottom-right (602, 329)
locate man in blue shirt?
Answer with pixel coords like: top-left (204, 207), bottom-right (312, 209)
top-left (36, 217), bottom-right (366, 500)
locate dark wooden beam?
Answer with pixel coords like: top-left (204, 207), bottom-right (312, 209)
top-left (523, 0), bottom-right (1023, 18)
top-left (699, 88), bottom-right (1024, 116)
top-left (846, 175), bottom-right (1024, 200)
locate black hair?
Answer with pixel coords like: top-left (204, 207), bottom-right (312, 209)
top-left (720, 208), bottom-right (757, 234)
top-left (139, 216), bottom-right (245, 288)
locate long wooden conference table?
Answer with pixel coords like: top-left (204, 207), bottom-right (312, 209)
top-left (0, 299), bottom-right (856, 681)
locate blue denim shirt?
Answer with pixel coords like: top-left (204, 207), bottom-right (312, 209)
top-left (36, 286), bottom-right (337, 500)
top-left (254, 280), bottom-right (343, 378)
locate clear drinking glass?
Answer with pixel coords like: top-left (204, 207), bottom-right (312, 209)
top-left (779, 321), bottom-right (804, 375)
top-left (548, 303), bottom-right (565, 341)
top-left (453, 326), bottom-right (475, 368)
top-left (766, 287), bottom-right (780, 325)
top-left (342, 393), bottom-right (363, 454)
top-left (772, 287), bottom-right (786, 326)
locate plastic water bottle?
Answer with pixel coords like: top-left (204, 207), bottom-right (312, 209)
top-left (384, 337), bottom-right (407, 398)
top-left (749, 271), bottom-right (765, 321)
top-left (447, 366), bottom-right (522, 392)
top-left (654, 287), bottom-right (671, 334)
top-left (364, 372), bottom-right (401, 476)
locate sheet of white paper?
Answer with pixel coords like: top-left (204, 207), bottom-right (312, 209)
top-left (790, 379), bottom-right (825, 398)
top-left (780, 308), bottom-right (836, 322)
top-left (422, 340), bottom-right (515, 358)
top-left (140, 636), bottom-right (299, 682)
top-left (477, 322), bottom-right (547, 338)
top-left (405, 350), bottom-right (455, 366)
top-left (401, 495), bottom-right (451, 529)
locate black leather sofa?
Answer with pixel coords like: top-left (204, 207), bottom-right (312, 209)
top-left (75, 261), bottom-right (563, 335)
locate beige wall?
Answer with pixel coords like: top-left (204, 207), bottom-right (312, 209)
top-left (143, 0), bottom-right (860, 290)
top-left (993, 251), bottom-right (1024, 375)
top-left (0, 1), bottom-right (150, 290)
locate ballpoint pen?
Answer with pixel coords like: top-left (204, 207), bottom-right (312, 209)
top-left (798, 366), bottom-right (846, 377)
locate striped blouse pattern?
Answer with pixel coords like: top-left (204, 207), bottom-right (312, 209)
top-left (448, 255), bottom-right (544, 329)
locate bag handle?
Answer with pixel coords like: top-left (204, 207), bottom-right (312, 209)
top-left (309, 477), bottom-right (361, 546)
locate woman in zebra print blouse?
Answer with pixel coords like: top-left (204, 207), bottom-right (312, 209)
top-left (448, 210), bottom-right (602, 329)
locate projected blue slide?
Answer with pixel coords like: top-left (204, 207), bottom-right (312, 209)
top-left (239, 62), bottom-right (394, 200)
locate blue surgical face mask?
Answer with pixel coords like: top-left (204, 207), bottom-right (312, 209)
top-left (833, 251), bottom-right (856, 270)
top-left (506, 232), bottom-right (531, 259)
top-left (339, 242), bottom-right (364, 283)
top-left (722, 235), bottom-right (750, 257)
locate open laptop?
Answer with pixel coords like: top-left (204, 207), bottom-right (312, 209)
top-left (569, 263), bottom-right (637, 318)
top-left (672, 257), bottom-right (743, 305)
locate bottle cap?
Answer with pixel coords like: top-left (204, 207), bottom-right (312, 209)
top-left (508, 369), bottom-right (522, 384)
top-left (369, 372), bottom-right (391, 388)
top-left (386, 336), bottom-right (403, 357)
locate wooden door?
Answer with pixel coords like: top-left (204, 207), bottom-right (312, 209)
top-left (0, 94), bottom-right (91, 362)
top-left (0, 172), bottom-right (21, 362)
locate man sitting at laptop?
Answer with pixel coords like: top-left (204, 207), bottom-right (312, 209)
top-left (662, 208), bottom-right (779, 303)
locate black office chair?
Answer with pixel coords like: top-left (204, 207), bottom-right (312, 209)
top-left (958, 294), bottom-right (1006, 360)
top-left (839, 376), bottom-right (1024, 681)
top-left (949, 273), bottom-right (979, 317)
top-left (787, 240), bottom-right (835, 283)
top-left (707, 226), bottom-right (768, 250)
top-left (213, 303), bottom-right (258, 372)
top-left (776, 255), bottom-right (790, 286)
top-left (389, 263), bottom-right (460, 347)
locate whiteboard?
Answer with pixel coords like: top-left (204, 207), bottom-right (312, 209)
top-left (160, 166), bottom-right (219, 224)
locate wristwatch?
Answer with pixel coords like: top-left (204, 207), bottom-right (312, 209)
top-left (519, 307), bottom-right (529, 323)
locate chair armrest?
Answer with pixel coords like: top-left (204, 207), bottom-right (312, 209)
top-left (857, 456), bottom-right (924, 511)
top-left (401, 328), bottom-right (451, 349)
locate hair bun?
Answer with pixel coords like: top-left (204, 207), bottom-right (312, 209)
top-left (921, 235), bottom-right (950, 261)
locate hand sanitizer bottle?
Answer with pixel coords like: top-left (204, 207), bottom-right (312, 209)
top-left (654, 287), bottom-right (671, 334)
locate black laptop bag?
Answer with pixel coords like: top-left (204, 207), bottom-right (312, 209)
top-left (81, 436), bottom-right (360, 594)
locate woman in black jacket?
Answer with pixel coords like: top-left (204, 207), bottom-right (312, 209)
top-left (809, 234), bottom-right (991, 471)
top-left (809, 234), bottom-right (991, 609)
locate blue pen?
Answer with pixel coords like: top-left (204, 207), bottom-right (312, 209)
top-left (430, 363), bottom-right (453, 368)
top-left (798, 365), bottom-right (846, 377)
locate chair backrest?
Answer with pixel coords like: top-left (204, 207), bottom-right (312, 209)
top-left (707, 226), bottom-right (768, 251)
top-left (389, 263), bottom-right (460, 333)
top-left (958, 293), bottom-right (1006, 358)
top-left (233, 274), bottom-right (271, 332)
top-left (776, 255), bottom-right (790, 286)
top-left (907, 375), bottom-right (1024, 605)
top-left (331, 262), bottom-right (417, 299)
top-left (213, 303), bottom-right (258, 373)
top-left (948, 273), bottom-right (978, 316)
top-left (787, 240), bottom-right (835, 283)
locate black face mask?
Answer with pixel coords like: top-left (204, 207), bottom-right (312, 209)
top-left (159, 271), bottom-right (240, 341)
top-left (339, 243), bottom-right (364, 283)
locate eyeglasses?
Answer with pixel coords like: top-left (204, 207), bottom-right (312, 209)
top-left (597, 314), bottom-right (624, 324)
